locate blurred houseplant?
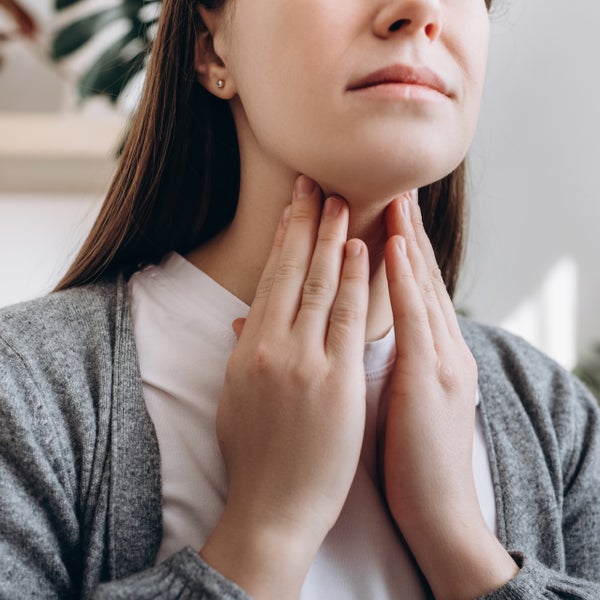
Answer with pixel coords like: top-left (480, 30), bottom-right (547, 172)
top-left (574, 345), bottom-right (600, 403)
top-left (0, 0), bottom-right (37, 38)
top-left (0, 0), bottom-right (38, 69)
top-left (50, 0), bottom-right (160, 104)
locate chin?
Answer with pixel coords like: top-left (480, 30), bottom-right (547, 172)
top-left (305, 148), bottom-right (464, 206)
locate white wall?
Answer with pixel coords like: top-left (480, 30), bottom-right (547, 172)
top-left (0, 194), bottom-right (102, 304)
top-left (0, 0), bottom-right (106, 302)
top-left (458, 0), bottom-right (600, 366)
top-left (0, 0), bottom-right (599, 367)
top-left (0, 2), bottom-right (124, 303)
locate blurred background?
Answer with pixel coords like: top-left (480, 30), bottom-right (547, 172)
top-left (0, 0), bottom-right (599, 395)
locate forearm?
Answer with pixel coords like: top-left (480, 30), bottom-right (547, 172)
top-left (400, 512), bottom-right (519, 600)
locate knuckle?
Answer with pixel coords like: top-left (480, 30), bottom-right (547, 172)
top-left (389, 269), bottom-right (414, 286)
top-left (331, 299), bottom-right (360, 327)
top-left (290, 206), bottom-right (316, 226)
top-left (435, 349), bottom-right (478, 394)
top-left (303, 275), bottom-right (334, 301)
top-left (317, 229), bottom-right (342, 245)
top-left (246, 340), bottom-right (276, 378)
top-left (430, 263), bottom-right (443, 282)
top-left (342, 266), bottom-right (368, 284)
top-left (421, 279), bottom-right (437, 299)
top-left (291, 358), bottom-right (322, 386)
top-left (254, 275), bottom-right (275, 300)
top-left (436, 360), bottom-right (459, 392)
top-left (276, 257), bottom-right (302, 281)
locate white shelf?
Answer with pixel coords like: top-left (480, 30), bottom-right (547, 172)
top-left (0, 112), bottom-right (126, 193)
top-left (0, 112), bottom-right (126, 158)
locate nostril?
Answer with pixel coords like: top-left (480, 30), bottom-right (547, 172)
top-left (389, 19), bottom-right (410, 33)
top-left (424, 23), bottom-right (437, 38)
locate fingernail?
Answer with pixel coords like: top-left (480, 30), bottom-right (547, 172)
top-left (395, 236), bottom-right (407, 256)
top-left (295, 175), bottom-right (316, 198)
top-left (410, 189), bottom-right (419, 204)
top-left (324, 196), bottom-right (342, 218)
top-left (346, 239), bottom-right (363, 257)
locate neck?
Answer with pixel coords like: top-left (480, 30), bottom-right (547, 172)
top-left (187, 158), bottom-right (401, 342)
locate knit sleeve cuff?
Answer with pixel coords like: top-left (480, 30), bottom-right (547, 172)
top-left (94, 546), bottom-right (250, 599)
top-left (479, 550), bottom-right (600, 599)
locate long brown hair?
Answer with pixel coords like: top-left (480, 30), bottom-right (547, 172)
top-left (56, 0), bottom-right (490, 298)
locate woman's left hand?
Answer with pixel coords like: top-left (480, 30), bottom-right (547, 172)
top-left (382, 193), bottom-right (519, 599)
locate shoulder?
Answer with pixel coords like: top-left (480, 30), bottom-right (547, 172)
top-left (460, 316), bottom-right (599, 483)
top-left (459, 316), bottom-right (564, 382)
top-left (0, 277), bottom-right (123, 358)
top-left (0, 275), bottom-right (130, 401)
top-left (0, 276), bottom-right (131, 471)
top-left (459, 316), bottom-right (592, 406)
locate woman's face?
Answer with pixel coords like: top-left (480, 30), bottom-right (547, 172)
top-left (214, 0), bottom-right (490, 201)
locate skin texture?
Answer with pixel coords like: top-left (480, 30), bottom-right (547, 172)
top-left (202, 181), bottom-right (370, 597)
top-left (191, 0), bottom-right (490, 340)
top-left (194, 0), bottom-right (520, 597)
top-left (199, 0), bottom-right (489, 204)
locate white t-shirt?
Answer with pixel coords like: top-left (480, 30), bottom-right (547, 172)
top-left (128, 251), bottom-right (496, 599)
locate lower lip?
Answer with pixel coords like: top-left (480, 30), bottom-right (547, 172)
top-left (349, 83), bottom-right (448, 102)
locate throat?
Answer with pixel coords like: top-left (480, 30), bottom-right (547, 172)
top-left (186, 202), bottom-right (394, 342)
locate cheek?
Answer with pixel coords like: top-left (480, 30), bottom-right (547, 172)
top-left (450, 12), bottom-right (490, 129)
top-left (229, 17), bottom-right (338, 166)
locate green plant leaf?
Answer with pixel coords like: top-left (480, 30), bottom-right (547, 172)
top-left (79, 34), bottom-right (146, 102)
top-left (51, 3), bottom-right (141, 60)
top-left (574, 344), bottom-right (600, 403)
top-left (51, 0), bottom-right (161, 103)
top-left (55, 0), bottom-right (85, 10)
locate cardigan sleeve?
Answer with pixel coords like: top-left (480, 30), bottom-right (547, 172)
top-left (480, 375), bottom-right (600, 599)
top-left (93, 548), bottom-right (249, 599)
top-left (0, 335), bottom-right (249, 600)
top-left (0, 336), bottom-right (77, 598)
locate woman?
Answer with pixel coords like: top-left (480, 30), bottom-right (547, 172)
top-left (1, 0), bottom-right (598, 598)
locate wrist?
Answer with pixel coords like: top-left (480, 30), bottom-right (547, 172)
top-left (200, 504), bottom-right (323, 600)
top-left (398, 511), bottom-right (519, 600)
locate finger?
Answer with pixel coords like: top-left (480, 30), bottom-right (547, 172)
top-left (406, 194), bottom-right (464, 340)
top-left (385, 197), bottom-right (452, 346)
top-left (385, 189), bottom-right (415, 238)
top-left (384, 235), bottom-right (435, 361)
top-left (326, 239), bottom-right (369, 360)
top-left (242, 204), bottom-right (290, 340)
top-left (262, 175), bottom-right (323, 330)
top-left (295, 196), bottom-right (349, 340)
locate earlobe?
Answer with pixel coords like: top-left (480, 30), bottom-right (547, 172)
top-left (195, 6), bottom-right (236, 99)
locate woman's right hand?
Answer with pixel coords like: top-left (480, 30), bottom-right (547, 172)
top-left (200, 175), bottom-right (369, 599)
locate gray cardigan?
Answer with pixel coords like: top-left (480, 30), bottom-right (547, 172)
top-left (0, 276), bottom-right (599, 599)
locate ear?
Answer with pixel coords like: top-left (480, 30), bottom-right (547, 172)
top-left (195, 5), bottom-right (237, 99)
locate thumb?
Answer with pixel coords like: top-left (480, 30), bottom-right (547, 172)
top-left (232, 317), bottom-right (247, 340)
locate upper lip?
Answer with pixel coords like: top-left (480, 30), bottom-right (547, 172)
top-left (347, 64), bottom-right (450, 97)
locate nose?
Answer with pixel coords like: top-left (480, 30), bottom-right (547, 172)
top-left (373, 0), bottom-right (442, 42)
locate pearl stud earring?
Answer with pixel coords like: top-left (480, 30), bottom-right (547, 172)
top-left (216, 79), bottom-right (225, 89)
